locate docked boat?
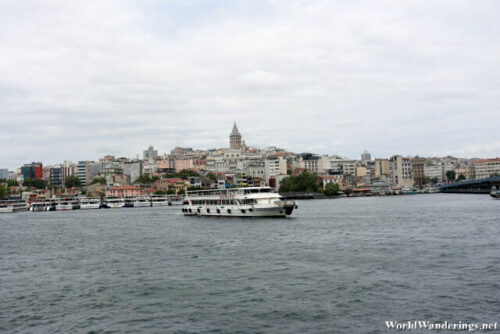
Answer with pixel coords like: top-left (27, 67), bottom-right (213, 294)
top-left (105, 197), bottom-right (126, 208)
top-left (12, 200), bottom-right (29, 212)
top-left (168, 195), bottom-right (184, 206)
top-left (182, 187), bottom-right (297, 217)
top-left (80, 197), bottom-right (101, 209)
top-left (56, 199), bottom-right (80, 210)
top-left (132, 196), bottom-right (151, 207)
top-left (30, 201), bottom-right (55, 212)
top-left (0, 202), bottom-right (14, 213)
top-left (151, 196), bottom-right (169, 206)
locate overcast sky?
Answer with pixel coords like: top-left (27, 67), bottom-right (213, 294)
top-left (1, 0), bottom-right (499, 169)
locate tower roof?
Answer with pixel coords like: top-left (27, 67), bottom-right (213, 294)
top-left (231, 122), bottom-right (240, 136)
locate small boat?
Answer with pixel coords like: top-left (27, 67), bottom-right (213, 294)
top-left (80, 197), bottom-right (101, 209)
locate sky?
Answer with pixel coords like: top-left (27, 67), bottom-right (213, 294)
top-left (1, 0), bottom-right (499, 169)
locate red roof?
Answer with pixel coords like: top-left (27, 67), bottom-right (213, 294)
top-left (110, 185), bottom-right (141, 190)
top-left (473, 158), bottom-right (500, 164)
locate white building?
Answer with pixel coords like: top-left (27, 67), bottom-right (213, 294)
top-left (473, 158), bottom-right (500, 179)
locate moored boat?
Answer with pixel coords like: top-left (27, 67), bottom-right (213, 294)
top-left (105, 197), bottom-right (126, 208)
top-left (491, 186), bottom-right (500, 199)
top-left (80, 197), bottom-right (101, 209)
top-left (151, 196), bottom-right (169, 206)
top-left (182, 187), bottom-right (297, 217)
top-left (0, 202), bottom-right (14, 213)
top-left (132, 196), bottom-right (151, 207)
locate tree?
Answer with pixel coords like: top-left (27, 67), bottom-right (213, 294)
top-left (134, 174), bottom-right (152, 184)
top-left (7, 180), bottom-right (18, 187)
top-left (23, 178), bottom-right (48, 189)
top-left (206, 171), bottom-right (217, 181)
top-left (457, 174), bottom-right (466, 181)
top-left (0, 183), bottom-right (8, 200)
top-left (324, 182), bottom-right (340, 196)
top-left (91, 177), bottom-right (107, 185)
top-left (421, 176), bottom-right (431, 185)
top-left (431, 177), bottom-right (439, 184)
top-left (446, 170), bottom-right (456, 182)
top-left (178, 169), bottom-right (201, 179)
top-left (279, 171), bottom-right (318, 193)
top-left (65, 175), bottom-right (82, 188)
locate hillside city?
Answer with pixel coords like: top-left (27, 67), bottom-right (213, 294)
top-left (1, 122), bottom-right (500, 200)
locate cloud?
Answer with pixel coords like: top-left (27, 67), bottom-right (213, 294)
top-left (0, 0), bottom-right (499, 169)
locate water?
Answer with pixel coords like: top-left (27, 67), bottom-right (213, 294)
top-left (1, 194), bottom-right (499, 333)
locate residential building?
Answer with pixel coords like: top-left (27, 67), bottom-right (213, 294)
top-left (143, 145), bottom-right (158, 160)
top-left (424, 163), bottom-right (443, 184)
top-left (361, 150), bottom-right (371, 164)
top-left (0, 169), bottom-right (8, 180)
top-left (473, 158), bottom-right (500, 179)
top-left (49, 166), bottom-right (63, 187)
top-left (390, 155), bottom-right (413, 188)
top-left (21, 162), bottom-right (43, 180)
top-left (77, 161), bottom-right (92, 188)
top-left (412, 157), bottom-right (427, 187)
top-left (105, 185), bottom-right (144, 197)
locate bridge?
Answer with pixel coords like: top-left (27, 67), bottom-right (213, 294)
top-left (440, 176), bottom-right (500, 194)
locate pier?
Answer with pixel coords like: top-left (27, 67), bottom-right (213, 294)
top-left (439, 176), bottom-right (500, 194)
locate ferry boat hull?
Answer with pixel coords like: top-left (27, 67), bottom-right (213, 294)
top-left (80, 203), bottom-right (101, 209)
top-left (183, 205), bottom-right (292, 217)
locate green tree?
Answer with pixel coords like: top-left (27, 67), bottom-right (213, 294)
top-left (178, 169), bottom-right (201, 179)
top-left (0, 183), bottom-right (8, 200)
top-left (23, 178), bottom-right (48, 189)
top-left (279, 171), bottom-right (318, 193)
top-left (7, 179), bottom-right (18, 187)
top-left (91, 177), bottom-right (107, 185)
top-left (64, 175), bottom-right (82, 188)
top-left (430, 177), bottom-right (439, 184)
top-left (446, 170), bottom-right (456, 182)
top-left (154, 190), bottom-right (168, 195)
top-left (457, 174), bottom-right (466, 181)
top-left (206, 171), bottom-right (217, 181)
top-left (324, 182), bottom-right (340, 196)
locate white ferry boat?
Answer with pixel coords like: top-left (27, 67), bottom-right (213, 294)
top-left (151, 196), bottom-right (169, 206)
top-left (182, 187), bottom-right (297, 217)
top-left (30, 201), bottom-right (54, 212)
top-left (56, 199), bottom-right (80, 211)
top-left (12, 200), bottom-right (29, 212)
top-left (105, 197), bottom-right (126, 208)
top-left (0, 202), bottom-right (14, 213)
top-left (168, 195), bottom-right (184, 206)
top-left (132, 196), bottom-right (151, 207)
top-left (80, 197), bottom-right (101, 209)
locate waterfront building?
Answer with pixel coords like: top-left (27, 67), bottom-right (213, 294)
top-left (389, 155), bottom-right (413, 188)
top-left (49, 166), bottom-right (63, 187)
top-left (298, 153), bottom-right (319, 174)
top-left (21, 162), bottom-right (43, 180)
top-left (105, 185), bottom-right (144, 197)
top-left (229, 122), bottom-right (242, 150)
top-left (424, 162), bottom-right (443, 184)
top-left (247, 161), bottom-right (266, 179)
top-left (77, 161), bottom-right (93, 188)
top-left (143, 145), bottom-right (158, 160)
top-left (265, 157), bottom-right (286, 184)
top-left (411, 157), bottom-right (427, 187)
top-left (374, 159), bottom-right (390, 179)
top-left (122, 160), bottom-right (143, 184)
top-left (473, 158), bottom-right (500, 179)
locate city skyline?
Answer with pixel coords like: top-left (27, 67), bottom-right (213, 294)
top-left (1, 1), bottom-right (500, 169)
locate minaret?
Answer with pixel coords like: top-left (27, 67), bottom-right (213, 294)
top-left (229, 122), bottom-right (242, 149)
